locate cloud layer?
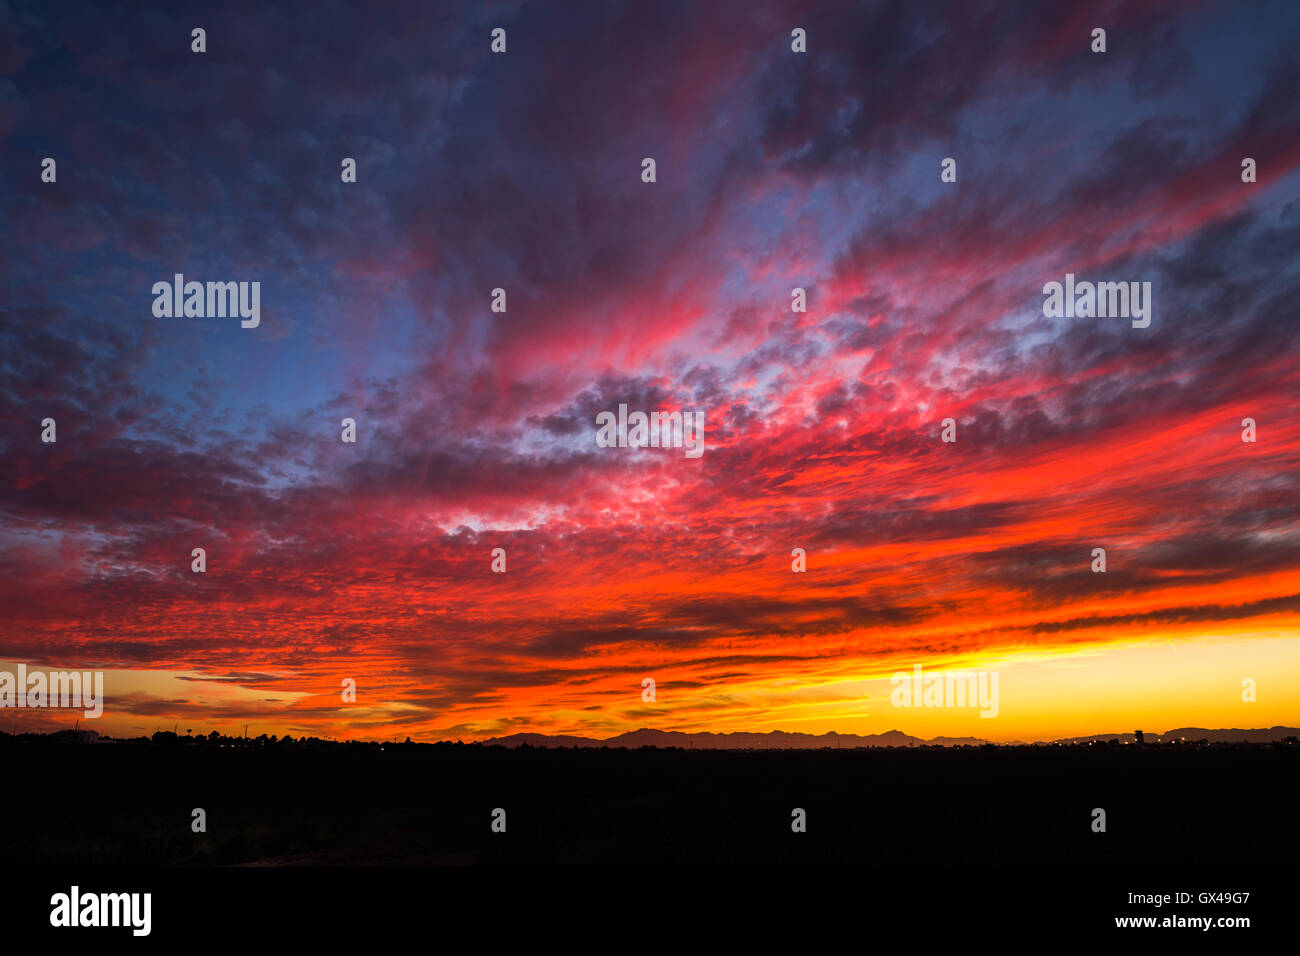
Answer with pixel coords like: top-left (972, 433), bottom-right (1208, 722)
top-left (2, 0), bottom-right (1298, 739)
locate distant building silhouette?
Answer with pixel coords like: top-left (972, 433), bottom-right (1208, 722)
top-left (50, 728), bottom-right (99, 745)
top-left (1135, 729), bottom-right (1144, 746)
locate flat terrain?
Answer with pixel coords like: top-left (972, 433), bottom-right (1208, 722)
top-left (6, 740), bottom-right (1297, 867)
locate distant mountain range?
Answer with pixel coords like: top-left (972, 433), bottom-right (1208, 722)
top-left (481, 726), bottom-right (1300, 750)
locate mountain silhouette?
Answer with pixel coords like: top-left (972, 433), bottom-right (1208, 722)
top-left (482, 725), bottom-right (1300, 750)
top-left (484, 727), bottom-right (984, 749)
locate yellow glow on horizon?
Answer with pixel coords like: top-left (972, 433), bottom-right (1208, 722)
top-left (4, 631), bottom-right (1297, 743)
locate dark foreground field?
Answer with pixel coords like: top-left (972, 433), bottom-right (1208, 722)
top-left (6, 740), bottom-right (1297, 867)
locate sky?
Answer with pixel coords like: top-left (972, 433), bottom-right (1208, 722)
top-left (1, 0), bottom-right (1298, 743)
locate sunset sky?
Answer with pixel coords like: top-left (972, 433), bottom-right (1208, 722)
top-left (2, 0), bottom-right (1298, 743)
